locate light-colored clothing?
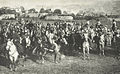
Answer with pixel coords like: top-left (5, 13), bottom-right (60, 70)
top-left (25, 37), bottom-right (31, 47)
top-left (48, 33), bottom-right (54, 44)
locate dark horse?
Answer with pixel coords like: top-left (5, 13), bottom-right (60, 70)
top-left (32, 34), bottom-right (67, 63)
top-left (93, 32), bottom-right (105, 55)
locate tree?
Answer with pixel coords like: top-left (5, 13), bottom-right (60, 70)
top-left (0, 7), bottom-right (16, 15)
top-left (76, 10), bottom-right (85, 16)
top-left (20, 6), bottom-right (25, 13)
top-left (28, 8), bottom-right (36, 13)
top-left (20, 6), bottom-right (25, 11)
top-left (39, 8), bottom-right (45, 13)
top-left (45, 9), bottom-right (52, 13)
top-left (53, 9), bottom-right (62, 15)
top-left (63, 11), bottom-right (68, 14)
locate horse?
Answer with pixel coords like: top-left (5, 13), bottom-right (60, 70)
top-left (82, 32), bottom-right (90, 60)
top-left (32, 32), bottom-right (49, 63)
top-left (74, 31), bottom-right (83, 52)
top-left (32, 35), bottom-right (67, 64)
top-left (13, 37), bottom-right (24, 59)
top-left (6, 39), bottom-right (19, 71)
top-left (65, 32), bottom-right (75, 52)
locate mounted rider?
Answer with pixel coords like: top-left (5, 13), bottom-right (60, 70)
top-left (95, 20), bottom-right (104, 33)
top-left (83, 21), bottom-right (90, 31)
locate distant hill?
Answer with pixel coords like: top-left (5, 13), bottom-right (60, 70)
top-left (35, 0), bottom-right (120, 15)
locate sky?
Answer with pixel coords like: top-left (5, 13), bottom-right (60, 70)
top-left (0, 0), bottom-right (117, 14)
top-left (0, 0), bottom-right (113, 9)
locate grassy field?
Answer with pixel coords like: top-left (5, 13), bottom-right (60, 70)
top-left (0, 46), bottom-right (120, 74)
top-left (0, 17), bottom-right (113, 27)
top-left (1, 17), bottom-right (119, 29)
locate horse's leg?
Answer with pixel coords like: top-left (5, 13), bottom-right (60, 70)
top-left (24, 47), bottom-right (28, 61)
top-left (54, 53), bottom-right (57, 63)
top-left (41, 55), bottom-right (45, 64)
top-left (12, 55), bottom-right (18, 71)
top-left (41, 50), bottom-right (46, 64)
top-left (58, 52), bottom-right (61, 61)
top-left (83, 47), bottom-right (86, 60)
top-left (87, 46), bottom-right (90, 59)
top-left (9, 56), bottom-right (13, 71)
top-left (102, 49), bottom-right (105, 56)
top-left (9, 63), bottom-right (13, 71)
top-left (91, 35), bottom-right (93, 42)
top-left (6, 51), bottom-right (9, 60)
top-left (99, 45), bottom-right (102, 56)
top-left (54, 50), bottom-right (59, 63)
top-left (110, 38), bottom-right (112, 46)
top-left (106, 38), bottom-right (108, 46)
top-left (12, 57), bottom-right (16, 71)
top-left (107, 38), bottom-right (109, 46)
top-left (102, 45), bottom-right (105, 56)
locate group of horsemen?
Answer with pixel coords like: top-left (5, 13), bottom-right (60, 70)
top-left (0, 19), bottom-right (120, 64)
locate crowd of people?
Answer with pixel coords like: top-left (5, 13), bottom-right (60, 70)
top-left (0, 18), bottom-right (120, 71)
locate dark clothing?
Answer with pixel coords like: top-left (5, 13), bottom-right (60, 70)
top-left (12, 33), bottom-right (20, 40)
top-left (14, 41), bottom-right (24, 54)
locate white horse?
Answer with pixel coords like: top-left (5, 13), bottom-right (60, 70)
top-left (82, 32), bottom-right (90, 60)
top-left (40, 36), bottom-right (66, 64)
top-left (6, 39), bottom-right (19, 71)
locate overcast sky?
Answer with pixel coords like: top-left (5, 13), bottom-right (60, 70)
top-left (0, 0), bottom-right (113, 9)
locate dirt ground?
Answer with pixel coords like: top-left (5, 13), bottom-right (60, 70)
top-left (0, 46), bottom-right (120, 74)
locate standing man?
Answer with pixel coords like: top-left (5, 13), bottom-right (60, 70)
top-left (111, 19), bottom-right (117, 43)
top-left (111, 19), bottom-right (117, 32)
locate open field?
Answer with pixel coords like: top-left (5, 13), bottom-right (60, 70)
top-left (0, 17), bottom-right (120, 28)
top-left (0, 46), bottom-right (120, 74)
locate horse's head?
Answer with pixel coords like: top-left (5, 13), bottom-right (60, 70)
top-left (6, 39), bottom-right (14, 51)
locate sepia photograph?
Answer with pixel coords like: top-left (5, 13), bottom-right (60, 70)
top-left (0, 0), bottom-right (120, 74)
